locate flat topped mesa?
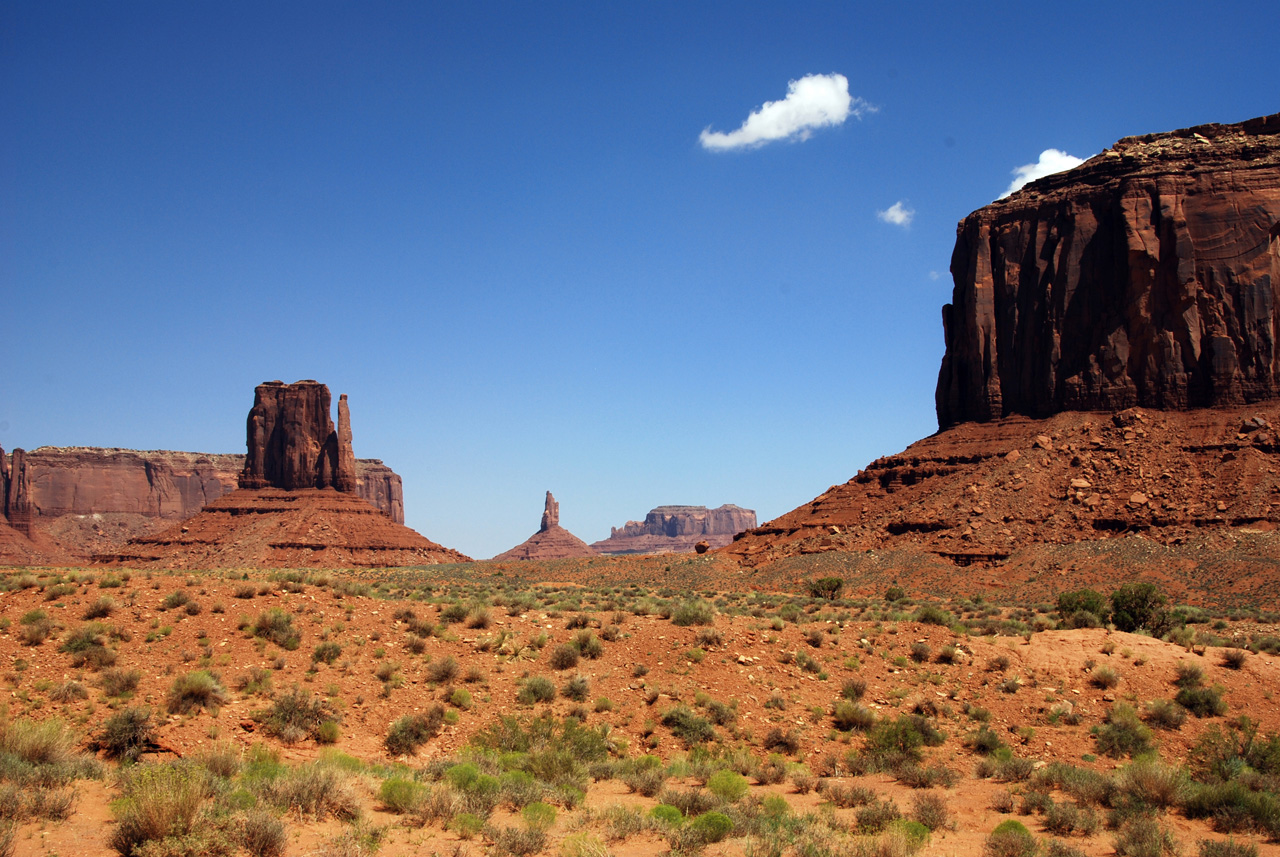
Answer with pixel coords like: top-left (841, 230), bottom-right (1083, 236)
top-left (936, 112), bottom-right (1280, 428)
top-left (239, 380), bottom-right (358, 492)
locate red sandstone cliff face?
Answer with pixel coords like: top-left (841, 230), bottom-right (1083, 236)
top-left (240, 380), bottom-right (356, 491)
top-left (592, 504), bottom-right (757, 555)
top-left (937, 113), bottom-right (1280, 428)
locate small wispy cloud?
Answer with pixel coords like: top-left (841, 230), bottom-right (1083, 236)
top-left (876, 200), bottom-right (914, 227)
top-left (699, 73), bottom-right (871, 151)
top-left (1001, 149), bottom-right (1086, 197)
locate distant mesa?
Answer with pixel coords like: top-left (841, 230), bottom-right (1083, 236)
top-left (592, 504), bottom-right (757, 555)
top-left (491, 491), bottom-right (596, 561)
top-left (938, 112), bottom-right (1280, 428)
top-left (728, 113), bottom-right (1280, 580)
top-left (91, 380), bottom-right (470, 569)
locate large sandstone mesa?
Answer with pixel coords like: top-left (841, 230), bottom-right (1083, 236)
top-left (240, 380), bottom-right (357, 492)
top-left (592, 504), bottom-right (756, 555)
top-left (937, 113), bottom-right (1280, 428)
top-left (99, 380), bottom-right (468, 568)
top-left (491, 491), bottom-right (597, 561)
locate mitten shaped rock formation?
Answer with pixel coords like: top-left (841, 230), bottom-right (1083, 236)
top-left (492, 492), bottom-right (596, 561)
top-left (592, 504), bottom-right (756, 555)
top-left (240, 381), bottom-right (356, 491)
top-left (937, 113), bottom-right (1280, 428)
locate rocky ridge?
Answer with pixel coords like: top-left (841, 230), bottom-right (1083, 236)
top-left (491, 491), bottom-right (596, 561)
top-left (593, 504), bottom-right (757, 555)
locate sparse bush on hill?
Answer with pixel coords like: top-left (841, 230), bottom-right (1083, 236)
top-left (1093, 704), bottom-right (1154, 759)
top-left (60, 622), bottom-right (118, 669)
top-left (259, 686), bottom-right (340, 744)
top-left (913, 605), bottom-right (953, 627)
top-left (671, 600), bottom-right (715, 626)
top-left (516, 676), bottom-right (556, 705)
top-left (311, 641), bottom-right (341, 664)
top-left (385, 707), bottom-right (444, 756)
top-left (985, 819), bottom-right (1037, 857)
top-left (1057, 588), bottom-right (1108, 626)
top-left (1110, 582), bottom-right (1172, 635)
top-left (167, 670), bottom-right (229, 714)
top-left (252, 609), bottom-right (300, 650)
top-left (108, 762), bottom-right (211, 856)
top-left (1176, 685), bottom-right (1227, 718)
top-left (808, 577), bottom-right (845, 600)
top-left (661, 705), bottom-right (715, 746)
top-left (97, 707), bottom-right (156, 762)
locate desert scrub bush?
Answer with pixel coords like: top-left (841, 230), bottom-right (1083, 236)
top-left (668, 811), bottom-right (733, 851)
top-left (378, 777), bottom-right (427, 813)
top-left (1143, 698), bottom-right (1188, 730)
top-left (160, 589), bottom-right (192, 610)
top-left (1043, 800), bottom-right (1099, 837)
top-left (864, 715), bottom-right (945, 768)
top-left (236, 809), bottom-right (286, 857)
top-left (252, 608), bottom-right (300, 650)
top-left (1090, 665), bottom-right (1121, 689)
top-left (83, 596), bottom-right (116, 620)
top-left (1057, 588), bottom-right (1108, 627)
top-left (762, 727), bottom-right (801, 755)
top-left (560, 832), bottom-right (611, 857)
top-left (1110, 582), bottom-right (1172, 635)
top-left (661, 705), bottom-right (715, 747)
top-left (1176, 685), bottom-right (1228, 718)
top-left (259, 686), bottom-right (340, 744)
top-left (896, 762), bottom-right (959, 789)
top-left (18, 609), bottom-right (56, 646)
top-left (671, 600), bottom-right (715, 626)
top-left (60, 622), bottom-right (118, 669)
top-left (561, 674), bottom-right (590, 702)
top-left (99, 667), bottom-right (142, 698)
top-left (49, 678), bottom-right (89, 702)
top-left (1174, 661), bottom-right (1205, 688)
top-left (1197, 840), bottom-right (1258, 857)
top-left (842, 676), bottom-right (868, 700)
top-left (985, 819), bottom-right (1037, 857)
top-left (706, 769), bottom-right (748, 803)
top-left (820, 781), bottom-right (877, 808)
top-left (96, 706), bottom-right (156, 762)
top-left (167, 670), bottom-right (229, 714)
top-left (832, 700), bottom-right (877, 732)
top-left (975, 748), bottom-right (1036, 782)
top-left (620, 760), bottom-right (667, 797)
top-left (450, 687), bottom-right (473, 709)
top-left (909, 641), bottom-right (931, 663)
top-left (237, 667), bottom-right (274, 697)
top-left (1113, 816), bottom-right (1179, 857)
top-left (195, 741), bottom-right (243, 779)
top-left (857, 798), bottom-right (903, 833)
top-left (911, 792), bottom-right (951, 831)
top-left (108, 762), bottom-right (216, 855)
top-left (385, 708), bottom-right (445, 756)
top-left (425, 655), bottom-right (460, 684)
top-left (913, 605), bottom-right (954, 627)
top-left (258, 762), bottom-right (361, 821)
top-left (548, 643), bottom-right (580, 670)
top-left (516, 676), bottom-right (556, 705)
top-left (1118, 757), bottom-right (1190, 809)
top-left (1094, 704), bottom-right (1154, 758)
top-left (311, 641), bottom-right (342, 665)
top-left (966, 726), bottom-right (1008, 755)
top-left (1220, 648), bottom-right (1248, 670)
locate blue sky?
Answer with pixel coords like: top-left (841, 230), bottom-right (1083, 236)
top-left (3, 1), bottom-right (1276, 559)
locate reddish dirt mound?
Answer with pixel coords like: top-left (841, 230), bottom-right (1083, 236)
top-left (96, 488), bottom-right (470, 568)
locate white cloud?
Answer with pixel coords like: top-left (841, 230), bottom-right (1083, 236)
top-left (699, 73), bottom-right (870, 151)
top-left (876, 200), bottom-right (914, 227)
top-left (928, 270), bottom-right (941, 281)
top-left (1001, 149), bottom-right (1086, 197)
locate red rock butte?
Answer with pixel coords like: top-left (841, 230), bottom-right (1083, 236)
top-left (593, 504), bottom-right (757, 555)
top-left (96, 380), bottom-right (469, 568)
top-left (725, 114), bottom-right (1280, 586)
top-left (491, 491), bottom-right (596, 561)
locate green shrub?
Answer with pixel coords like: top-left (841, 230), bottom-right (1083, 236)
top-left (260, 686), bottom-right (340, 744)
top-left (236, 809), bottom-right (286, 857)
top-left (913, 605), bottom-right (953, 626)
top-left (425, 655), bottom-right (459, 683)
top-left (1113, 816), bottom-right (1179, 857)
top-left (833, 700), bottom-right (876, 731)
top-left (1057, 589), bottom-right (1107, 623)
top-left (671, 600), bottom-right (715, 627)
top-left (561, 674), bottom-right (590, 702)
top-left (1143, 699), bottom-right (1187, 730)
top-left (108, 762), bottom-right (210, 856)
top-left (521, 800), bottom-right (557, 831)
top-left (449, 687), bottom-right (473, 709)
top-left (1090, 666), bottom-right (1121, 689)
top-left (686, 810), bottom-right (733, 844)
top-left (97, 707), bottom-right (155, 762)
top-left (548, 644), bottom-right (580, 670)
top-left (571, 631), bottom-right (603, 659)
top-left (912, 793), bottom-right (951, 831)
top-left (60, 623), bottom-right (117, 669)
top-left (166, 670), bottom-right (228, 714)
top-left (857, 798), bottom-right (903, 833)
top-left (1176, 686), bottom-right (1227, 718)
top-left (985, 819), bottom-right (1037, 857)
top-left (842, 677), bottom-right (867, 700)
top-left (83, 596), bottom-right (116, 620)
top-left (661, 705), bottom-right (715, 746)
top-left (378, 777), bottom-right (427, 813)
top-left (1110, 583), bottom-right (1171, 635)
top-left (1174, 661), bottom-right (1204, 688)
top-left (160, 590), bottom-right (192, 610)
top-left (706, 769), bottom-right (748, 803)
top-left (808, 577), bottom-right (845, 600)
top-left (314, 720), bottom-right (340, 745)
top-left (259, 762), bottom-right (360, 821)
top-left (311, 642), bottom-right (341, 664)
top-left (649, 804), bottom-right (684, 826)
top-left (516, 676), bottom-right (556, 705)
top-left (1198, 839), bottom-right (1258, 857)
top-left (1094, 704), bottom-right (1154, 758)
top-left (252, 609), bottom-right (300, 650)
top-left (385, 706), bottom-right (444, 756)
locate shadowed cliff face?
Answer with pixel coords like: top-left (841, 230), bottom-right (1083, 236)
top-left (937, 113), bottom-right (1280, 428)
top-left (239, 380), bottom-right (357, 491)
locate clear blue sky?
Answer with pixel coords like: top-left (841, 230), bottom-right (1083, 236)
top-left (3, 1), bottom-right (1276, 559)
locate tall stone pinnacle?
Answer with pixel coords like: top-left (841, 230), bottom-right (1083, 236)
top-left (335, 394), bottom-right (357, 493)
top-left (540, 491), bottom-right (559, 532)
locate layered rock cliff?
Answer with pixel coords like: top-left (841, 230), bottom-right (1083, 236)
top-left (592, 504), bottom-right (756, 555)
top-left (240, 380), bottom-right (357, 492)
top-left (937, 113), bottom-right (1280, 428)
